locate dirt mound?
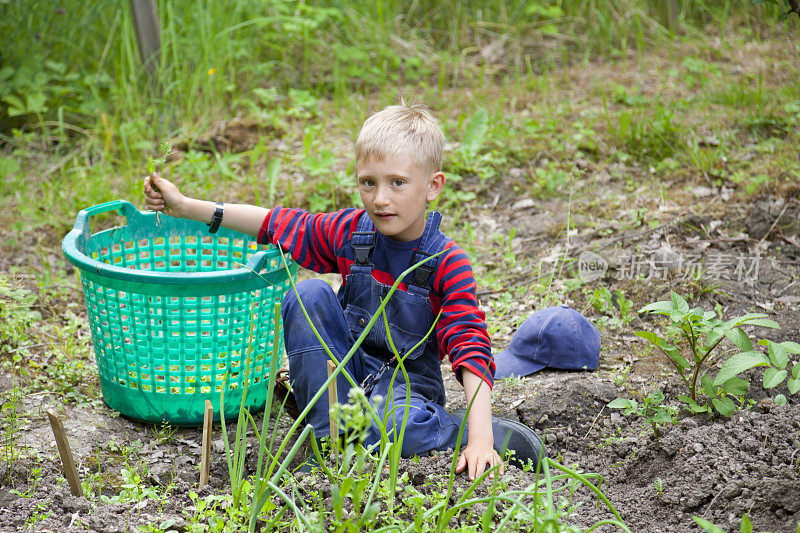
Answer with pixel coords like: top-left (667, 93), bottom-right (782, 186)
top-left (558, 401), bottom-right (800, 532)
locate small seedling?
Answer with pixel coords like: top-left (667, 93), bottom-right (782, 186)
top-left (146, 141), bottom-right (171, 226)
top-left (589, 286), bottom-right (635, 331)
top-left (608, 391), bottom-right (677, 438)
top-left (153, 421), bottom-right (177, 445)
top-left (9, 467), bottom-right (41, 498)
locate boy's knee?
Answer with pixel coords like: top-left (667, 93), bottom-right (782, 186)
top-left (384, 398), bottom-right (426, 432)
top-left (282, 279), bottom-right (336, 318)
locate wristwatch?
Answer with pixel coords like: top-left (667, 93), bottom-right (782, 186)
top-left (208, 202), bottom-right (224, 233)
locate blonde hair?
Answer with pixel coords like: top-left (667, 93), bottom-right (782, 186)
top-left (355, 104), bottom-right (444, 175)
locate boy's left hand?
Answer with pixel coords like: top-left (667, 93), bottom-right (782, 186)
top-left (456, 442), bottom-right (504, 481)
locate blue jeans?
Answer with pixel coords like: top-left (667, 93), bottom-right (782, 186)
top-left (281, 279), bottom-right (466, 456)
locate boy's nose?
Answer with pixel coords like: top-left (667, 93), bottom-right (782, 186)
top-left (374, 186), bottom-right (390, 207)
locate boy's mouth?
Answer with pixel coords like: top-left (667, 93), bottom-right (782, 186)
top-left (374, 212), bottom-right (396, 220)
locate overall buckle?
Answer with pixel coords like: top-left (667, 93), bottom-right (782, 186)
top-left (410, 251), bottom-right (436, 288)
top-left (351, 231), bottom-right (376, 266)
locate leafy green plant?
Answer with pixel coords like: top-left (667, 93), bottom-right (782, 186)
top-left (24, 501), bottom-right (51, 529)
top-left (1, 378), bottom-right (24, 483)
top-left (0, 275), bottom-right (41, 362)
top-left (730, 170), bottom-right (772, 196)
top-left (607, 391), bottom-right (677, 438)
top-left (29, 312), bottom-right (97, 405)
top-left (715, 339), bottom-right (800, 406)
top-left (653, 477), bottom-right (665, 496)
top-left (459, 107), bottom-right (490, 165)
top-left (635, 292), bottom-right (782, 416)
top-left (10, 467), bottom-right (42, 498)
top-left (531, 162), bottom-right (570, 197)
top-left (603, 96), bottom-right (680, 162)
top-left (447, 108), bottom-right (510, 183)
top-left (692, 512), bottom-right (779, 533)
top-left (589, 287), bottom-right (635, 331)
top-left (116, 466), bottom-right (159, 503)
top-left (610, 84), bottom-right (650, 107)
top-left (684, 139), bottom-right (727, 179)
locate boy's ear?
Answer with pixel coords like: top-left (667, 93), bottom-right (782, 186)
top-left (426, 171), bottom-right (446, 202)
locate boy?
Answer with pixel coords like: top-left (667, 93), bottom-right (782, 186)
top-left (143, 104), bottom-right (543, 480)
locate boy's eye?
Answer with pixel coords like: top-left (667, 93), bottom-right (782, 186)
top-left (360, 178), bottom-right (374, 187)
top-left (392, 179), bottom-right (405, 187)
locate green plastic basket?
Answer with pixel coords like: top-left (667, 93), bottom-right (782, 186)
top-left (62, 200), bottom-right (297, 425)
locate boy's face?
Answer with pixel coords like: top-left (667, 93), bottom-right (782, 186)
top-left (356, 155), bottom-right (445, 242)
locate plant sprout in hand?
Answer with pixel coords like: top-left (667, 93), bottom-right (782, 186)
top-left (146, 141), bottom-right (171, 226)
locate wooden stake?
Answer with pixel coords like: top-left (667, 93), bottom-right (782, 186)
top-left (128, 0), bottom-right (161, 81)
top-left (47, 410), bottom-right (83, 497)
top-left (327, 360), bottom-right (338, 448)
top-left (199, 400), bottom-right (213, 487)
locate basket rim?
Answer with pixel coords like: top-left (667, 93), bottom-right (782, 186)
top-left (62, 200), bottom-right (294, 285)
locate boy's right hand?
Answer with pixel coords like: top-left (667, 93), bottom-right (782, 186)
top-left (143, 172), bottom-right (184, 216)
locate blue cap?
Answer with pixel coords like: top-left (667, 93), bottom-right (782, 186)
top-left (494, 305), bottom-right (601, 379)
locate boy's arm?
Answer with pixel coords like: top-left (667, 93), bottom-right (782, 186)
top-left (145, 172), bottom-right (351, 273)
top-left (455, 368), bottom-right (503, 481)
top-left (144, 173), bottom-right (267, 236)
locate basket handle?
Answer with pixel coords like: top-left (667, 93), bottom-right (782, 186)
top-left (67, 200), bottom-right (146, 246)
top-left (244, 249), bottom-right (291, 273)
top-left (76, 199), bottom-right (138, 226)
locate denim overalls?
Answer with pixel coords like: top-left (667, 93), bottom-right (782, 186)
top-left (281, 211), bottom-right (466, 456)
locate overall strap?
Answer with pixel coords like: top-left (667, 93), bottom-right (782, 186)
top-left (350, 211), bottom-right (376, 272)
top-left (408, 211), bottom-right (447, 295)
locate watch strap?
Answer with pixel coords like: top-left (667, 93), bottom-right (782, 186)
top-left (208, 202), bottom-right (224, 233)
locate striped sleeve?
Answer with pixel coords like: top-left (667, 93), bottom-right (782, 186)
top-left (433, 242), bottom-right (494, 388)
top-left (256, 206), bottom-right (358, 274)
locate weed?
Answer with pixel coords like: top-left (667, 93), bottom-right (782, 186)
top-left (31, 312), bottom-right (98, 404)
top-left (447, 107), bottom-right (510, 184)
top-left (531, 162), bottom-right (571, 197)
top-left (153, 421), bottom-right (178, 446)
top-left (435, 173), bottom-right (477, 210)
top-left (24, 501), bottom-right (51, 529)
top-left (0, 377), bottom-right (24, 482)
top-left (10, 467), bottom-right (42, 498)
top-left (653, 477), bottom-right (665, 496)
top-left (607, 391), bottom-right (677, 438)
top-left (741, 113), bottom-right (792, 139)
top-left (588, 287), bottom-right (635, 331)
top-left (138, 519), bottom-right (183, 533)
top-left (684, 139), bottom-right (728, 179)
top-left (730, 170), bottom-right (772, 195)
top-left (603, 98), bottom-right (681, 162)
top-left (114, 465), bottom-right (159, 503)
top-left (710, 75), bottom-right (765, 110)
top-left (611, 363), bottom-right (633, 388)
top-left (693, 512), bottom-right (759, 533)
top-left (681, 57), bottom-right (720, 89)
top-left (458, 107), bottom-right (490, 168)
top-left (0, 275), bottom-right (42, 365)
top-left (611, 84), bottom-right (650, 107)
